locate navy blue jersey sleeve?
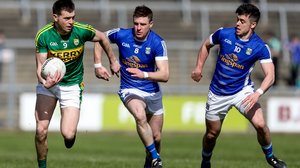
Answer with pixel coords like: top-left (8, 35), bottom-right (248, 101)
top-left (210, 27), bottom-right (223, 45)
top-left (259, 44), bottom-right (272, 62)
top-left (154, 40), bottom-right (168, 60)
top-left (107, 28), bottom-right (121, 43)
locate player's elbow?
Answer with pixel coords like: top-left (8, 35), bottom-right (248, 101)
top-left (270, 75), bottom-right (275, 86)
top-left (161, 73), bottom-right (169, 83)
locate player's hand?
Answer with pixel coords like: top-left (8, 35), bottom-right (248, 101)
top-left (95, 66), bottom-right (111, 81)
top-left (43, 70), bottom-right (62, 89)
top-left (110, 60), bottom-right (120, 78)
top-left (191, 68), bottom-right (203, 82)
top-left (242, 92), bottom-right (260, 112)
top-left (126, 68), bottom-right (144, 79)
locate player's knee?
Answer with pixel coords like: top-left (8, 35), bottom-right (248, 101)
top-left (61, 129), bottom-right (76, 140)
top-left (35, 126), bottom-right (48, 142)
top-left (135, 114), bottom-right (147, 126)
top-left (256, 123), bottom-right (269, 134)
top-left (205, 131), bottom-right (219, 141)
top-left (153, 132), bottom-right (161, 142)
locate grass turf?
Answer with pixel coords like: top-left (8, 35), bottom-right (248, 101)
top-left (0, 131), bottom-right (298, 168)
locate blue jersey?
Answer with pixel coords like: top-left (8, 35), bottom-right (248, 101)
top-left (209, 27), bottom-right (272, 96)
top-left (107, 28), bottom-right (168, 92)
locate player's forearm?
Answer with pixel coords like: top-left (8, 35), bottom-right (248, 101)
top-left (258, 74), bottom-right (274, 95)
top-left (145, 70), bottom-right (169, 83)
top-left (35, 53), bottom-right (46, 84)
top-left (93, 42), bottom-right (102, 64)
top-left (36, 70), bottom-right (45, 84)
top-left (258, 63), bottom-right (275, 95)
top-left (195, 39), bottom-right (211, 71)
top-left (99, 40), bottom-right (117, 64)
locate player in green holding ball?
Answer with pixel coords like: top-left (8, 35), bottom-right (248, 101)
top-left (34, 0), bottom-right (120, 167)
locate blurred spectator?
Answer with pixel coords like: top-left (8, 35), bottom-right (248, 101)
top-left (0, 30), bottom-right (5, 83)
top-left (285, 34), bottom-right (300, 87)
top-left (266, 31), bottom-right (282, 86)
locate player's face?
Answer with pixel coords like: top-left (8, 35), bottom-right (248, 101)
top-left (53, 10), bottom-right (75, 35)
top-left (133, 17), bottom-right (153, 40)
top-left (235, 14), bottom-right (256, 39)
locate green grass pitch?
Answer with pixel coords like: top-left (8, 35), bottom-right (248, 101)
top-left (0, 131), bottom-right (298, 168)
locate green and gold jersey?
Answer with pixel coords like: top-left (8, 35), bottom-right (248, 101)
top-left (35, 22), bottom-right (96, 86)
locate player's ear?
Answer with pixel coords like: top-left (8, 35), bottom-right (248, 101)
top-left (149, 21), bottom-right (153, 28)
top-left (250, 21), bottom-right (257, 29)
top-left (53, 14), bottom-right (58, 22)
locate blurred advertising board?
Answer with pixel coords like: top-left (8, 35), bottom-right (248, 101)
top-left (19, 93), bottom-right (248, 132)
top-left (103, 95), bottom-right (248, 132)
top-left (19, 93), bottom-right (103, 131)
top-left (267, 97), bottom-right (300, 133)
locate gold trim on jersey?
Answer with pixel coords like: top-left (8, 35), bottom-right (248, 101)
top-left (48, 46), bottom-right (84, 62)
top-left (73, 22), bottom-right (95, 33)
top-left (35, 23), bottom-right (54, 46)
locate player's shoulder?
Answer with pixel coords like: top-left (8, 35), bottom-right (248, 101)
top-left (251, 33), bottom-right (268, 48)
top-left (36, 22), bottom-right (54, 39)
top-left (218, 27), bottom-right (235, 36)
top-left (107, 28), bottom-right (131, 37)
top-left (73, 22), bottom-right (95, 32)
top-left (149, 30), bottom-right (164, 41)
top-left (251, 32), bottom-right (265, 43)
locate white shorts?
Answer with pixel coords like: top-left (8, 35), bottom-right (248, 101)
top-left (118, 88), bottom-right (164, 115)
top-left (36, 83), bottom-right (83, 109)
top-left (205, 85), bottom-right (255, 121)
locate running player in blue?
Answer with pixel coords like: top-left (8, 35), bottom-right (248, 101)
top-left (94, 5), bottom-right (169, 168)
top-left (191, 4), bottom-right (287, 168)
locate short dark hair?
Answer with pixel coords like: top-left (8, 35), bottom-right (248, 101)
top-left (236, 3), bottom-right (260, 23)
top-left (52, 0), bottom-right (75, 15)
top-left (133, 5), bottom-right (153, 22)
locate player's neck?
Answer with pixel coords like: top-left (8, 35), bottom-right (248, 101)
top-left (54, 23), bottom-right (69, 36)
top-left (239, 31), bottom-right (254, 41)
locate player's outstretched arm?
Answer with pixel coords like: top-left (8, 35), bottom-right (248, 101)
top-left (93, 31), bottom-right (120, 77)
top-left (191, 37), bottom-right (213, 82)
top-left (92, 30), bottom-right (117, 63)
top-left (93, 42), bottom-right (112, 81)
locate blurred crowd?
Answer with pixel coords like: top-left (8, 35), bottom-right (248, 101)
top-left (263, 31), bottom-right (300, 88)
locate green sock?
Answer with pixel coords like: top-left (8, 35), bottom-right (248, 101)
top-left (38, 159), bottom-right (46, 168)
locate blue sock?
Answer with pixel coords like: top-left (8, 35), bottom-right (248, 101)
top-left (262, 143), bottom-right (273, 158)
top-left (38, 159), bottom-right (46, 168)
top-left (146, 143), bottom-right (160, 160)
top-left (202, 150), bottom-right (212, 162)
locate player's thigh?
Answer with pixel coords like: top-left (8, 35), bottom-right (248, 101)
top-left (35, 94), bottom-right (57, 122)
top-left (206, 90), bottom-right (231, 121)
top-left (245, 103), bottom-right (266, 129)
top-left (126, 98), bottom-right (147, 120)
top-left (60, 107), bottom-right (80, 135)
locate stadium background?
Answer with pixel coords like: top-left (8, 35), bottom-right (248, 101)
top-left (0, 0), bottom-right (300, 133)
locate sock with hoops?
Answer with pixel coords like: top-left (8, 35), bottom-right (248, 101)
top-left (202, 149), bottom-right (212, 163)
top-left (262, 143), bottom-right (273, 159)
